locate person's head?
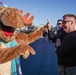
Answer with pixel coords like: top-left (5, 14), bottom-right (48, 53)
top-left (57, 19), bottom-right (63, 29)
top-left (63, 14), bottom-right (76, 33)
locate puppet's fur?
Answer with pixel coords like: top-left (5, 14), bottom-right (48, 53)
top-left (0, 7), bottom-right (47, 64)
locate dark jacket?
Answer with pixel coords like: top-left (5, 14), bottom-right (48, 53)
top-left (48, 28), bottom-right (67, 43)
top-left (56, 31), bottom-right (76, 67)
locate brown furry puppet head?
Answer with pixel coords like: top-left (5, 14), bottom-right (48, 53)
top-left (0, 6), bottom-right (34, 42)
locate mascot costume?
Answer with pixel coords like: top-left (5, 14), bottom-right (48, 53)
top-left (0, 2), bottom-right (48, 75)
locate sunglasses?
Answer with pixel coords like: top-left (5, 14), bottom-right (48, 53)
top-left (57, 23), bottom-right (62, 25)
top-left (63, 20), bottom-right (72, 24)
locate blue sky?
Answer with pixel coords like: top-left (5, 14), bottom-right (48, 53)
top-left (0, 0), bottom-right (76, 27)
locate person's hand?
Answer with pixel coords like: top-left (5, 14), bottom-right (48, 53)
top-left (55, 38), bottom-right (61, 48)
top-left (46, 19), bottom-right (52, 30)
top-left (16, 44), bottom-right (36, 59)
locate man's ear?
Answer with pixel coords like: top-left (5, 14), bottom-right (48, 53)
top-left (19, 10), bottom-right (23, 14)
top-left (70, 20), bottom-right (73, 26)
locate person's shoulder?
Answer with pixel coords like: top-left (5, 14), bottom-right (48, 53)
top-left (65, 31), bottom-right (76, 40)
top-left (68, 31), bottom-right (76, 36)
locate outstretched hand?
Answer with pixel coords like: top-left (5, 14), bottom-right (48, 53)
top-left (46, 19), bottom-right (52, 30)
top-left (16, 44), bottom-right (36, 59)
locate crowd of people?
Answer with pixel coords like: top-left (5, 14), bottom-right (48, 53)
top-left (46, 14), bottom-right (76, 75)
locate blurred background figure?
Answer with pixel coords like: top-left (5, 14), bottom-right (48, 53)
top-left (47, 19), bottom-right (67, 49)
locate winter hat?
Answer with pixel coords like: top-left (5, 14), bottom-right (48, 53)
top-left (0, 2), bottom-right (9, 7)
top-left (0, 2), bottom-right (3, 6)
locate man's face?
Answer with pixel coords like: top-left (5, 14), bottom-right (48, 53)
top-left (63, 17), bottom-right (75, 33)
top-left (57, 21), bottom-right (63, 29)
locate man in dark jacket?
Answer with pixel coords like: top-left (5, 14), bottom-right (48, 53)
top-left (47, 19), bottom-right (67, 49)
top-left (56, 14), bottom-right (76, 75)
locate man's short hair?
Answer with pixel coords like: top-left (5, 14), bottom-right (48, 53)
top-left (57, 19), bottom-right (63, 22)
top-left (63, 14), bottom-right (76, 20)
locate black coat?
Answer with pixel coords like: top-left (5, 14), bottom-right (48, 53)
top-left (56, 31), bottom-right (76, 66)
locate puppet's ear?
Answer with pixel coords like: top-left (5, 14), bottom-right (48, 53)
top-left (23, 12), bottom-right (34, 26)
top-left (19, 10), bottom-right (23, 14)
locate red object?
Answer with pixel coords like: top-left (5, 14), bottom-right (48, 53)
top-left (3, 27), bottom-right (13, 36)
top-left (0, 2), bottom-right (3, 4)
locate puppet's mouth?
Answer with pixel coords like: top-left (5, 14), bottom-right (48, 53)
top-left (2, 24), bottom-right (15, 36)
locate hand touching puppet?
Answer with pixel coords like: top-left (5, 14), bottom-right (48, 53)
top-left (0, 6), bottom-right (47, 75)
